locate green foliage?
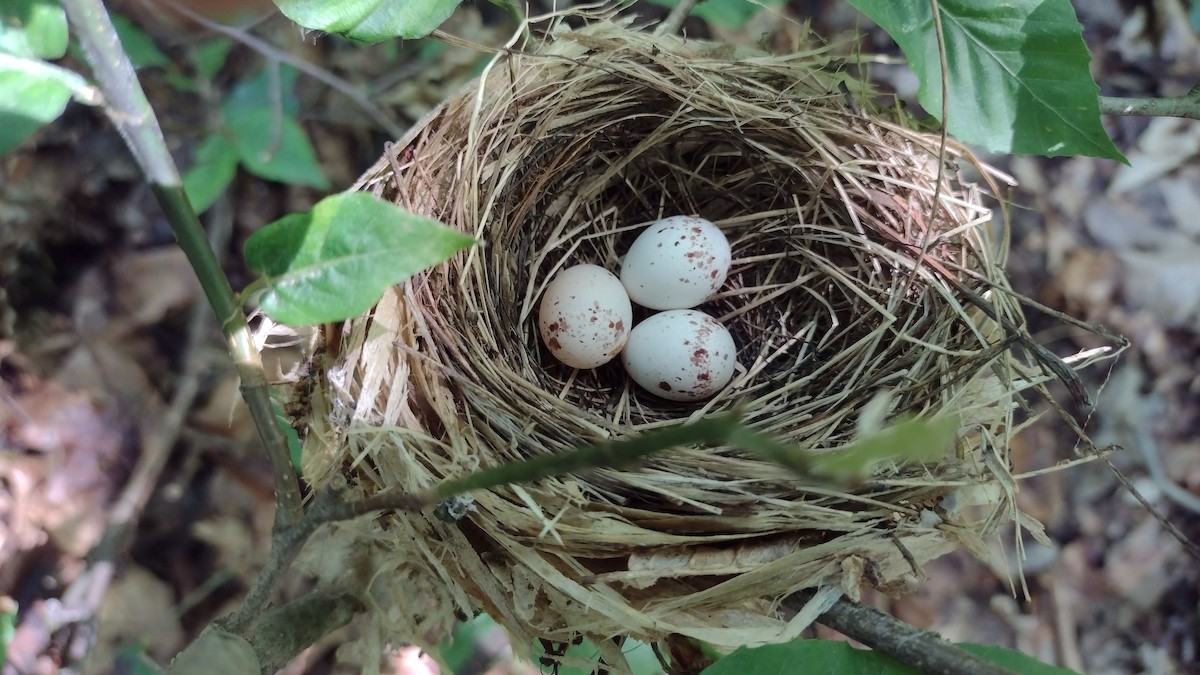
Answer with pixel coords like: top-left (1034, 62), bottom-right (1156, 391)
top-left (0, 63), bottom-right (74, 154)
top-left (439, 614), bottom-right (495, 672)
top-left (646, 0), bottom-right (787, 29)
top-left (433, 411), bottom-right (955, 503)
top-left (224, 106), bottom-right (329, 188)
top-left (272, 0), bottom-right (462, 42)
top-left (847, 0), bottom-right (1125, 162)
top-left (180, 62), bottom-right (329, 210)
top-left (0, 600), bottom-right (15, 667)
top-left (192, 38), bottom-right (232, 81)
top-left (271, 401), bottom-right (303, 470)
top-left (114, 644), bottom-right (166, 674)
top-left (166, 626), bottom-right (259, 674)
top-left (110, 14), bottom-right (169, 70)
top-left (243, 192), bottom-right (477, 325)
top-left (703, 640), bottom-right (917, 674)
top-left (225, 65), bottom-right (301, 115)
top-left (534, 636), bottom-right (664, 675)
top-left (808, 414), bottom-right (958, 481)
top-left (1, 0), bottom-right (68, 59)
top-left (700, 639), bottom-right (1081, 675)
top-left (182, 134), bottom-right (239, 213)
top-left (219, 65), bottom-right (327, 189)
top-left (0, 0), bottom-right (97, 155)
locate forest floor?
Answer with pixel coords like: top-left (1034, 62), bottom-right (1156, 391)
top-left (1, 0), bottom-right (1198, 673)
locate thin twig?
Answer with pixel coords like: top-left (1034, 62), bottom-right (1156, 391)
top-left (1099, 92), bottom-right (1200, 120)
top-left (246, 590), bottom-right (360, 673)
top-left (654, 0), bottom-right (700, 37)
top-left (62, 0), bottom-right (304, 528)
top-left (786, 592), bottom-right (1018, 675)
top-left (220, 520), bottom-right (315, 635)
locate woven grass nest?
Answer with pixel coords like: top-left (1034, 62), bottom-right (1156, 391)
top-left (297, 8), bottom-right (1112, 666)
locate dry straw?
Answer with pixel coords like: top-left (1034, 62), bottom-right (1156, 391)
top-left (296, 6), bottom-right (1115, 667)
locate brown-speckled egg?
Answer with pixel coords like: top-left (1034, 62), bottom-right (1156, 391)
top-left (620, 215), bottom-right (731, 310)
top-left (538, 264), bottom-right (633, 369)
top-left (621, 309), bottom-right (736, 401)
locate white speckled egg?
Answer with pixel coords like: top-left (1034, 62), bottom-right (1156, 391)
top-left (621, 309), bottom-right (737, 401)
top-left (620, 215), bottom-right (731, 310)
top-left (538, 264), bottom-right (633, 369)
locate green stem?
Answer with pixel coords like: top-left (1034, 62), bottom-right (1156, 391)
top-left (62, 0), bottom-right (303, 527)
top-left (654, 0), bottom-right (700, 36)
top-left (433, 412), bottom-right (742, 498)
top-left (1099, 93), bottom-right (1200, 120)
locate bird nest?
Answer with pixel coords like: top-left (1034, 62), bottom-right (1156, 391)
top-left (294, 9), bottom-right (1114, 667)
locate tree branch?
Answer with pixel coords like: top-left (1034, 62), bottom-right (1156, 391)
top-left (61, 0), bottom-right (304, 528)
top-left (1099, 93), bottom-right (1200, 120)
top-left (219, 516), bottom-right (318, 635)
top-left (246, 590), bottom-right (360, 673)
top-left (786, 591), bottom-right (1017, 675)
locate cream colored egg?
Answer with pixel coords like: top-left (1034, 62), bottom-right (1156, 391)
top-left (620, 215), bottom-right (731, 310)
top-left (621, 309), bottom-right (736, 401)
top-left (538, 264), bottom-right (633, 369)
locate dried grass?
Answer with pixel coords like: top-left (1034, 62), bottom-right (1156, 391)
top-left (295, 7), bottom-right (1116, 665)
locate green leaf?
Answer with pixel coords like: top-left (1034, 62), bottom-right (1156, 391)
top-left (847, 0), bottom-right (1125, 162)
top-left (623, 639), bottom-right (666, 674)
top-left (440, 614), bottom-right (496, 672)
top-left (416, 36), bottom-right (450, 62)
top-left (701, 640), bottom-right (1081, 675)
top-left (220, 66), bottom-right (322, 187)
top-left (808, 414), bottom-right (958, 481)
top-left (113, 644), bottom-right (165, 675)
top-left (271, 401), bottom-right (303, 470)
top-left (703, 641), bottom-right (921, 675)
top-left (0, 600), bottom-right (15, 667)
top-left (244, 192), bottom-right (476, 325)
top-left (167, 627), bottom-right (259, 675)
top-left (645, 0), bottom-right (786, 29)
top-left (193, 37), bottom-right (232, 80)
top-left (223, 105), bottom-right (328, 189)
top-left (1, 0), bottom-right (68, 59)
top-left (0, 59), bottom-right (72, 154)
top-left (225, 64), bottom-right (300, 116)
top-left (183, 134), bottom-right (240, 213)
top-left (110, 14), bottom-right (170, 70)
top-left (534, 637), bottom-right (664, 674)
top-left (273, 0), bottom-right (462, 42)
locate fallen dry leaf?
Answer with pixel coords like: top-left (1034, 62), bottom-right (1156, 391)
top-left (111, 247), bottom-right (200, 330)
top-left (84, 565), bottom-right (186, 674)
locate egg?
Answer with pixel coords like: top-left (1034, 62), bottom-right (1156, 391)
top-left (621, 309), bottom-right (737, 401)
top-left (620, 215), bottom-right (732, 310)
top-left (538, 264), bottom-right (633, 369)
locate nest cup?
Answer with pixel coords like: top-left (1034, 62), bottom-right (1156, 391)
top-left (298, 10), bottom-right (1089, 663)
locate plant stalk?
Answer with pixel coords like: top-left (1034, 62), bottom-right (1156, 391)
top-left (787, 591), bottom-right (1018, 675)
top-left (62, 0), bottom-right (304, 527)
top-left (1099, 92), bottom-right (1200, 120)
top-left (655, 0), bottom-right (699, 36)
